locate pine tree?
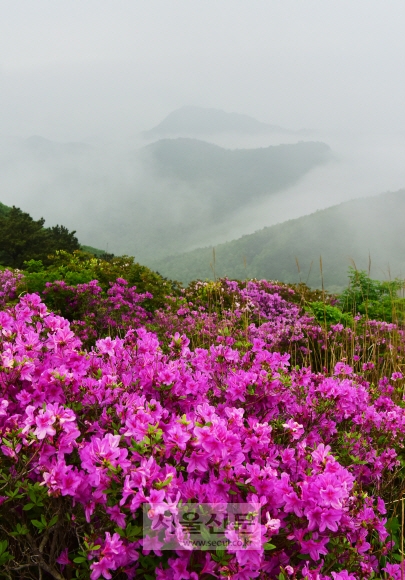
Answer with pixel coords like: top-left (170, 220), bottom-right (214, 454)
top-left (0, 206), bottom-right (80, 268)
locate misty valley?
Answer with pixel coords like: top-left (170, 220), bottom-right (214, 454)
top-left (0, 107), bottom-right (331, 264)
top-left (1, 107), bottom-right (404, 290)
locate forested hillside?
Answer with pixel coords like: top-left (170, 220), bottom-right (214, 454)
top-left (0, 134), bottom-right (331, 262)
top-left (149, 188), bottom-right (405, 289)
top-left (142, 138), bottom-right (330, 219)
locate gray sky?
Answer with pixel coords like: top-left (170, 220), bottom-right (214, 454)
top-left (1, 0), bottom-right (405, 141)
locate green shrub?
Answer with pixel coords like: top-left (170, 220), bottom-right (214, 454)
top-left (307, 301), bottom-right (353, 326)
top-left (339, 268), bottom-right (405, 324)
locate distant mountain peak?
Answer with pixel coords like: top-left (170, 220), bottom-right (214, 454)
top-left (142, 106), bottom-right (301, 139)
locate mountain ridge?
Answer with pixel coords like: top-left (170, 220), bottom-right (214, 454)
top-left (140, 137), bottom-right (331, 219)
top-left (142, 106), bottom-right (306, 139)
top-left (148, 189), bottom-right (405, 289)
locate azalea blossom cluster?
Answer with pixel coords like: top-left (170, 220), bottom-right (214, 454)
top-left (0, 267), bottom-right (24, 308)
top-left (153, 279), bottom-right (405, 379)
top-left (0, 274), bottom-right (405, 579)
top-left (153, 279), bottom-right (319, 356)
top-left (42, 277), bottom-right (152, 347)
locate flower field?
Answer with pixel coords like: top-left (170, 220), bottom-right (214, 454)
top-left (1, 264), bottom-right (405, 579)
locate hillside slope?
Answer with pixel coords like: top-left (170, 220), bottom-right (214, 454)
top-left (0, 135), bottom-right (330, 261)
top-left (148, 189), bottom-right (405, 289)
top-left (141, 138), bottom-right (331, 220)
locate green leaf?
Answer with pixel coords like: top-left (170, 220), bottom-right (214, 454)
top-left (264, 542), bottom-right (276, 551)
top-left (14, 523), bottom-right (28, 536)
top-left (23, 503), bottom-right (35, 511)
top-left (0, 552), bottom-right (13, 566)
top-left (31, 519), bottom-right (45, 530)
top-left (386, 517), bottom-right (400, 533)
top-left (73, 556), bottom-right (87, 564)
top-left (154, 475), bottom-right (173, 490)
top-left (349, 454), bottom-right (368, 465)
top-left (126, 524), bottom-right (142, 540)
top-left (114, 526), bottom-right (125, 537)
top-left (48, 515), bottom-right (58, 527)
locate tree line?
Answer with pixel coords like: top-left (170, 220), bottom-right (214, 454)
top-left (0, 205), bottom-right (80, 269)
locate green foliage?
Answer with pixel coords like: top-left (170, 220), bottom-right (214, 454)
top-left (81, 244), bottom-right (115, 260)
top-left (339, 268), bottom-right (405, 323)
top-left (0, 201), bottom-right (10, 218)
top-left (307, 301), bottom-right (353, 327)
top-left (22, 259), bottom-right (45, 273)
top-left (0, 458), bottom-right (74, 579)
top-left (21, 250), bottom-right (180, 311)
top-left (0, 206), bottom-right (80, 269)
top-left (47, 224), bottom-right (81, 256)
top-left (0, 207), bottom-right (46, 268)
top-left (22, 254), bottom-right (95, 295)
top-left (0, 540), bottom-right (12, 567)
top-left (15, 249), bottom-right (405, 330)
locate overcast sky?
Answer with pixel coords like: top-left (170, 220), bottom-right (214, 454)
top-left (1, 0), bottom-right (405, 141)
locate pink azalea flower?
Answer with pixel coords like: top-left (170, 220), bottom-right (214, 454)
top-left (56, 548), bottom-right (72, 568)
top-left (106, 505), bottom-right (126, 528)
top-left (141, 534), bottom-right (164, 556)
top-left (34, 409), bottom-right (56, 439)
top-left (300, 534), bottom-right (329, 561)
top-left (282, 419), bottom-right (304, 440)
top-left (90, 557), bottom-right (113, 580)
top-left (331, 571), bottom-right (357, 580)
